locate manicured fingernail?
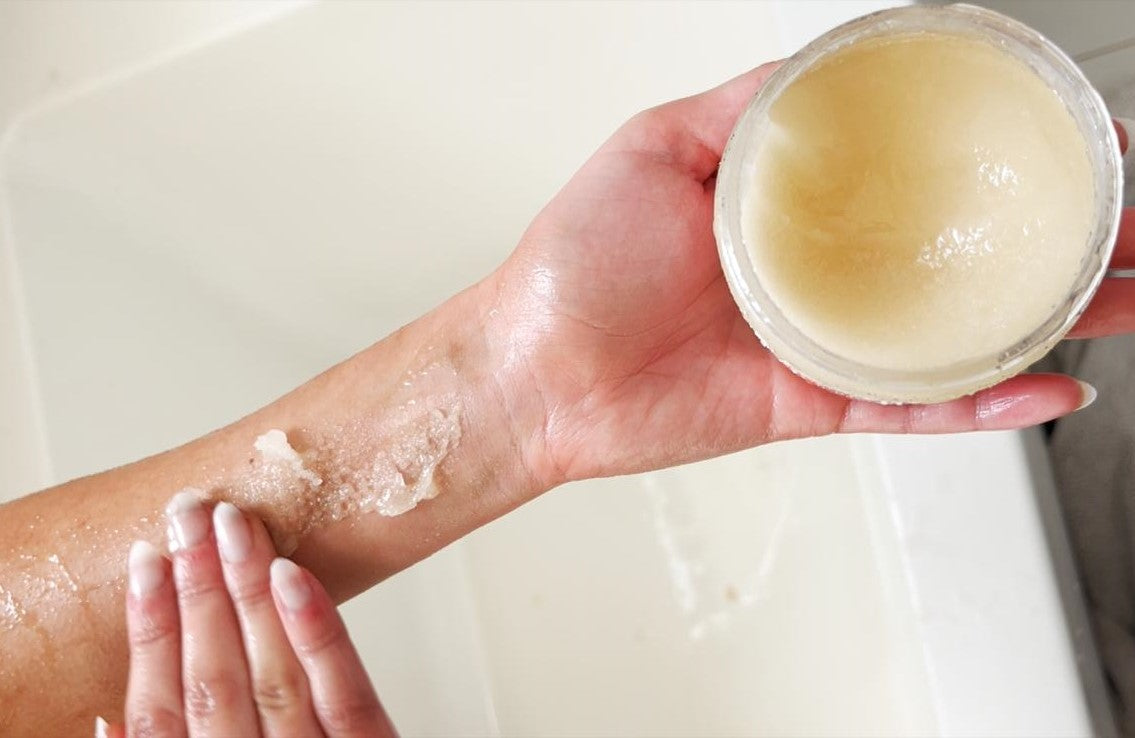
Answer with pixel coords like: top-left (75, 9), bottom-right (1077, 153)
top-left (1117, 118), bottom-right (1134, 158)
top-left (214, 502), bottom-right (252, 563)
top-left (128, 540), bottom-right (165, 597)
top-left (270, 558), bottom-right (311, 612)
top-left (165, 488), bottom-right (209, 552)
top-left (1075, 380), bottom-right (1097, 411)
top-left (94, 715), bottom-right (109, 738)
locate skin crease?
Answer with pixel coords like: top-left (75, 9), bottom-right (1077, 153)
top-left (0, 62), bottom-right (1132, 735)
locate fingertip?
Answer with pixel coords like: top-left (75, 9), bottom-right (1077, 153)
top-left (1115, 117), bottom-right (1131, 156)
top-left (974, 373), bottom-right (1083, 428)
top-left (270, 558), bottom-right (313, 614)
top-left (164, 487), bottom-right (210, 554)
top-left (213, 501), bottom-right (252, 563)
top-left (127, 540), bottom-right (167, 600)
top-left (94, 718), bottom-right (125, 738)
top-left (697, 60), bottom-right (784, 149)
top-left (628, 59), bottom-right (785, 181)
top-left (238, 504), bottom-right (281, 558)
top-left (1073, 379), bottom-right (1097, 411)
top-left (719, 60), bottom-right (785, 100)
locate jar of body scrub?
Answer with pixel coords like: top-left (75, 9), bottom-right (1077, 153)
top-left (714, 3), bottom-right (1124, 404)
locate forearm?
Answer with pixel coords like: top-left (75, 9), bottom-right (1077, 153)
top-left (0, 273), bottom-right (550, 734)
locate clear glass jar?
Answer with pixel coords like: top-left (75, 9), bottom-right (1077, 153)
top-left (714, 3), bottom-right (1124, 404)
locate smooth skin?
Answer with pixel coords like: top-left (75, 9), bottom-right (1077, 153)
top-left (2, 63), bottom-right (1134, 735)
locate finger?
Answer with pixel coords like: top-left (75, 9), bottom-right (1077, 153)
top-left (836, 373), bottom-right (1091, 434)
top-left (1068, 278), bottom-right (1135, 338)
top-left (1115, 118), bottom-right (1129, 155)
top-left (165, 490), bottom-right (260, 737)
top-left (124, 540), bottom-right (186, 738)
top-left (615, 62), bottom-right (783, 181)
top-left (1108, 208), bottom-right (1134, 269)
top-left (95, 718), bottom-right (127, 738)
top-left (271, 558), bottom-right (397, 738)
top-left (671, 61), bottom-right (785, 157)
top-left (214, 503), bottom-right (321, 738)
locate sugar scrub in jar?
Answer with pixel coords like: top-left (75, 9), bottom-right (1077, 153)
top-left (714, 3), bottom-right (1124, 404)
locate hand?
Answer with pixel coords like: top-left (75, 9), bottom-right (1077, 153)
top-left (496, 63), bottom-right (1135, 484)
top-left (104, 494), bottom-right (396, 737)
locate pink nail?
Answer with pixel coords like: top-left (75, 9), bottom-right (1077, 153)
top-left (128, 540), bottom-right (165, 597)
top-left (1117, 118), bottom-right (1134, 163)
top-left (165, 488), bottom-right (209, 552)
top-left (270, 558), bottom-right (311, 612)
top-left (214, 502), bottom-right (252, 563)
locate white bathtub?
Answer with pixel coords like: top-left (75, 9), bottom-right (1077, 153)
top-left (0, 1), bottom-right (1108, 734)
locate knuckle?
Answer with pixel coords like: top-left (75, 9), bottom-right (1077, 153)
top-left (183, 672), bottom-right (246, 723)
top-left (623, 107), bottom-right (667, 142)
top-left (629, 105), bottom-right (665, 130)
top-left (228, 578), bottom-right (274, 610)
top-left (172, 548), bottom-right (228, 603)
top-left (314, 695), bottom-right (382, 735)
top-left (127, 706), bottom-right (184, 738)
top-left (294, 620), bottom-right (348, 658)
top-left (128, 611), bottom-right (177, 649)
top-left (252, 669), bottom-right (309, 714)
top-left (174, 575), bottom-right (227, 604)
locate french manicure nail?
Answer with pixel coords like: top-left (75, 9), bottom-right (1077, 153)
top-left (270, 558), bottom-right (311, 612)
top-left (214, 502), bottom-right (252, 563)
top-left (1075, 380), bottom-right (1097, 412)
top-left (165, 488), bottom-right (209, 552)
top-left (1117, 117), bottom-right (1134, 155)
top-left (128, 540), bottom-right (165, 597)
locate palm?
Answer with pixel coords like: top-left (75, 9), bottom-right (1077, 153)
top-left (502, 65), bottom-right (1097, 483)
top-left (512, 119), bottom-right (840, 481)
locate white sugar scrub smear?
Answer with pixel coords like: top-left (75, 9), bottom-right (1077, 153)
top-left (317, 400), bottom-right (463, 517)
top-left (215, 361), bottom-right (465, 554)
top-left (254, 430), bottom-right (322, 488)
top-left (743, 32), bottom-right (1093, 373)
top-left (716, 5), bottom-right (1124, 404)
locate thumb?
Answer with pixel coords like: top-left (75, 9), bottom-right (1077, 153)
top-left (611, 61), bottom-right (783, 182)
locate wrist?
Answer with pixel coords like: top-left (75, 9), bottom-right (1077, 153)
top-left (455, 271), bottom-right (562, 498)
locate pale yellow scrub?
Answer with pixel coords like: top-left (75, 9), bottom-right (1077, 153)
top-left (743, 32), bottom-right (1094, 372)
